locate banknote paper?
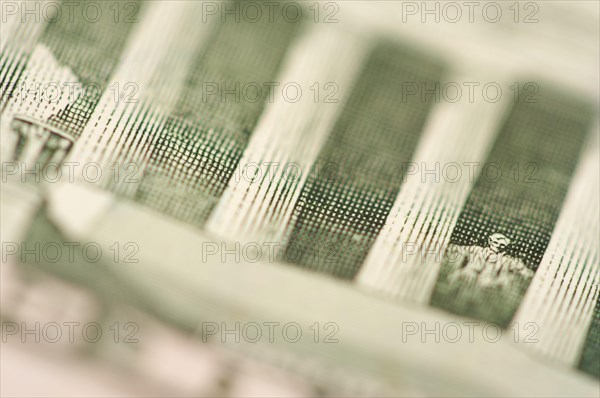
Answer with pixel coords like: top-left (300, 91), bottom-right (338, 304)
top-left (430, 87), bottom-right (594, 326)
top-left (1, 0), bottom-right (599, 396)
top-left (5, 194), bottom-right (597, 396)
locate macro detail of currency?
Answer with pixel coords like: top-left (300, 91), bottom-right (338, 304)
top-left (1, 0), bottom-right (599, 397)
